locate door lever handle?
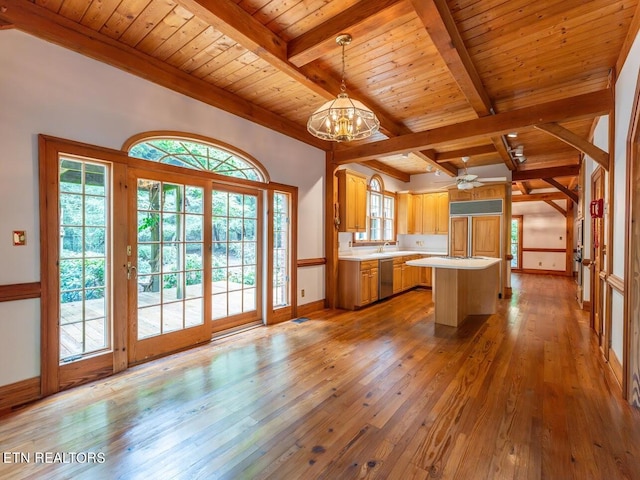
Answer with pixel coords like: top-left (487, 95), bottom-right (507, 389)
top-left (127, 262), bottom-right (138, 280)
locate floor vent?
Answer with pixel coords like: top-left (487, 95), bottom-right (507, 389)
top-left (292, 317), bottom-right (310, 324)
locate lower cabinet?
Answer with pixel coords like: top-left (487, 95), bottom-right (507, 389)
top-left (337, 260), bottom-right (379, 310)
top-left (338, 254), bottom-right (434, 310)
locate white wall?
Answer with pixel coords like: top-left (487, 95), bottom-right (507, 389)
top-left (512, 201), bottom-right (568, 271)
top-left (611, 31), bottom-right (640, 360)
top-left (0, 31), bottom-right (326, 386)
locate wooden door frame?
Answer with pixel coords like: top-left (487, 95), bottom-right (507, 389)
top-left (126, 168), bottom-right (214, 365)
top-left (624, 69), bottom-right (640, 405)
top-left (590, 167), bottom-right (606, 346)
top-left (511, 215), bottom-right (523, 271)
top-left (39, 135), bottom-right (129, 396)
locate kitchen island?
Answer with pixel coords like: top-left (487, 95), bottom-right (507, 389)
top-left (406, 256), bottom-right (502, 327)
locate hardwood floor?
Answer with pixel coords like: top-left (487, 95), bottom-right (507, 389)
top-left (1, 274), bottom-right (640, 479)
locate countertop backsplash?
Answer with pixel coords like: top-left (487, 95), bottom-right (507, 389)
top-left (338, 232), bottom-right (448, 257)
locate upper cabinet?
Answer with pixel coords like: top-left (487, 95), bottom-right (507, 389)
top-left (449, 184), bottom-right (506, 202)
top-left (412, 192), bottom-right (449, 235)
top-left (336, 169), bottom-right (367, 232)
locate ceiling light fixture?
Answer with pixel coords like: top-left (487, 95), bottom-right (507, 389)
top-left (507, 132), bottom-right (518, 138)
top-left (307, 34), bottom-right (380, 142)
top-left (514, 145), bottom-right (524, 157)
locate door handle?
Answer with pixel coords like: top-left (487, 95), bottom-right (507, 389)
top-left (127, 262), bottom-right (138, 280)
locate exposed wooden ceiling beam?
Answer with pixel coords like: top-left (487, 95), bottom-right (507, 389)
top-left (414, 150), bottom-right (457, 176)
top-left (543, 178), bottom-right (579, 204)
top-left (362, 160), bottom-right (410, 182)
top-left (0, 17), bottom-right (14, 29)
top-left (410, 0), bottom-right (492, 114)
top-left (512, 165), bottom-right (581, 181)
top-left (535, 122), bottom-right (609, 170)
top-left (176, 0), bottom-right (337, 101)
top-left (514, 182), bottom-right (531, 195)
top-left (334, 90), bottom-right (612, 163)
top-left (545, 200), bottom-right (567, 216)
top-left (288, 0), bottom-right (408, 67)
top-left (512, 192), bottom-right (568, 202)
top-left (0, 0), bottom-right (327, 150)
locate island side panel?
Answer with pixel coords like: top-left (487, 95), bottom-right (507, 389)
top-left (433, 268), bottom-right (463, 327)
top-left (461, 262), bottom-right (500, 316)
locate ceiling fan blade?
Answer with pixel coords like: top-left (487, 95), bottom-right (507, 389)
top-left (477, 177), bottom-right (507, 182)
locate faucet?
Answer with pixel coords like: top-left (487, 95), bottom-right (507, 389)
top-left (378, 242), bottom-right (390, 253)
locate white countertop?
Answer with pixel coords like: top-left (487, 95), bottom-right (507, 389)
top-left (338, 250), bottom-right (447, 261)
top-left (406, 256), bottom-right (502, 270)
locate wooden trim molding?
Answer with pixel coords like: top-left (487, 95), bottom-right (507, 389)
top-left (0, 377), bottom-right (41, 415)
top-left (518, 268), bottom-right (569, 276)
top-left (0, 282), bottom-right (41, 302)
top-left (521, 248), bottom-right (566, 253)
top-left (609, 348), bottom-right (624, 391)
top-left (607, 274), bottom-right (625, 294)
top-left (583, 300), bottom-right (592, 312)
top-left (296, 300), bottom-right (326, 318)
top-left (297, 258), bottom-right (327, 268)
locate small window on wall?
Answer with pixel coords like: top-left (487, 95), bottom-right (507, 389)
top-left (355, 175), bottom-right (395, 243)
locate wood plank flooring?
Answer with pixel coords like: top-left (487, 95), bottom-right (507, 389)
top-left (2, 274), bottom-right (640, 479)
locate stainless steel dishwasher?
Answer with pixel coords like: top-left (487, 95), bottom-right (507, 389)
top-left (378, 258), bottom-right (394, 299)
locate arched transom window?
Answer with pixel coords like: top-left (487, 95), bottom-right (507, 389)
top-left (127, 135), bottom-right (267, 182)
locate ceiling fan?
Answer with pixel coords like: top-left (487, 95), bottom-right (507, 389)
top-left (446, 156), bottom-right (507, 190)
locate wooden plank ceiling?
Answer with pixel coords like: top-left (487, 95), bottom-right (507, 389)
top-left (2, 0), bottom-right (638, 197)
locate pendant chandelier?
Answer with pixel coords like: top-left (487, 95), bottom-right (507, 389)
top-left (307, 34), bottom-right (380, 142)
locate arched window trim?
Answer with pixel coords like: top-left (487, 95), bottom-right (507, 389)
top-left (122, 131), bottom-right (270, 183)
top-left (354, 174), bottom-right (396, 244)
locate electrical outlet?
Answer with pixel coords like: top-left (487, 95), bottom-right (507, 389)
top-left (538, 261), bottom-right (542, 266)
top-left (301, 289), bottom-right (305, 298)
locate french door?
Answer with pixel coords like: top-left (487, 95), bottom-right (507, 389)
top-left (210, 185), bottom-right (262, 334)
top-left (41, 136), bottom-right (272, 392)
top-left (127, 170), bottom-right (263, 363)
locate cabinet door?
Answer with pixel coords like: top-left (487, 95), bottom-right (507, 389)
top-left (422, 193), bottom-right (437, 234)
top-left (397, 193), bottom-right (413, 235)
top-left (393, 264), bottom-right (402, 293)
top-left (412, 194), bottom-right (424, 234)
top-left (370, 267), bottom-right (379, 302)
top-left (450, 217), bottom-right (468, 257)
top-left (354, 175), bottom-right (367, 231)
top-left (472, 216), bottom-right (501, 258)
top-left (401, 264), bottom-right (412, 290)
top-left (436, 192), bottom-right (449, 233)
top-left (360, 268), bottom-right (371, 304)
top-left (338, 170), bottom-right (367, 232)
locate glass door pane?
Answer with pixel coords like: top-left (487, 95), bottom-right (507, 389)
top-left (136, 180), bottom-right (205, 339)
top-left (59, 159), bottom-right (110, 361)
top-left (273, 192), bottom-right (290, 308)
top-left (211, 188), bottom-right (261, 328)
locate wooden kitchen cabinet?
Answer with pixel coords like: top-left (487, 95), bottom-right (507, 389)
top-left (337, 259), bottom-right (379, 310)
top-left (412, 192), bottom-right (449, 234)
top-left (396, 193), bottom-right (413, 235)
top-left (472, 216), bottom-right (501, 258)
top-left (449, 215), bottom-right (501, 259)
top-left (336, 169), bottom-right (367, 232)
top-left (392, 257), bottom-right (403, 293)
top-left (450, 217), bottom-right (469, 257)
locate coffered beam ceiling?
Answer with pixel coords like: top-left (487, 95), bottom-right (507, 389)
top-left (287, 0), bottom-right (409, 67)
top-left (333, 90), bottom-right (612, 163)
top-left (179, 0), bottom-right (455, 178)
top-left (410, 0), bottom-right (515, 171)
